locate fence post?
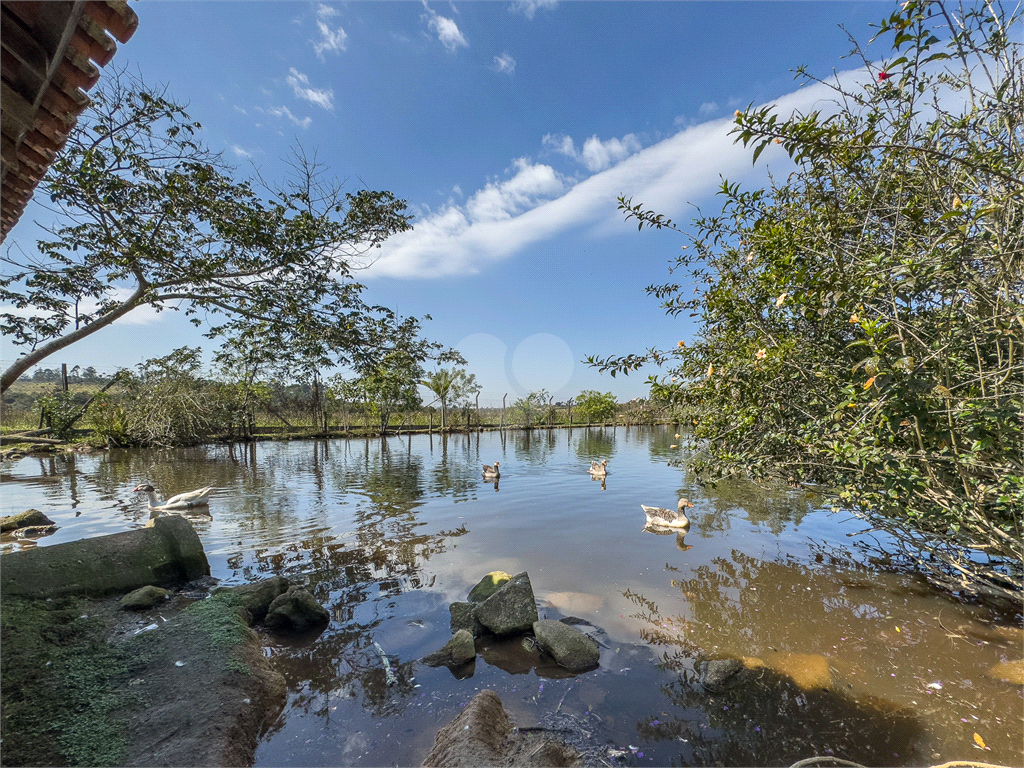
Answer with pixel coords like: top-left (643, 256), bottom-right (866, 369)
top-left (500, 393), bottom-right (507, 431)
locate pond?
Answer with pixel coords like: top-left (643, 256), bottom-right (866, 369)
top-left (2, 426), bottom-right (1021, 767)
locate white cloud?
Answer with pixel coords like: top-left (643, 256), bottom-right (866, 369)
top-left (542, 132), bottom-right (641, 171)
top-left (267, 105), bottom-right (312, 129)
top-left (286, 68), bottom-right (334, 111)
top-left (579, 134), bottom-right (641, 172)
top-left (229, 144), bottom-right (252, 158)
top-left (493, 53), bottom-right (516, 74)
top-left (698, 101), bottom-right (719, 116)
top-left (510, 0), bottom-right (558, 19)
top-left (422, 4), bottom-right (468, 51)
top-left (365, 69), bottom-right (868, 279)
top-left (313, 4), bottom-right (347, 58)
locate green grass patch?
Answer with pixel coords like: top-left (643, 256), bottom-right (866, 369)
top-left (0, 597), bottom-right (155, 767)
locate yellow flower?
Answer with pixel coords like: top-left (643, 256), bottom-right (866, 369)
top-left (864, 376), bottom-right (876, 389)
top-left (707, 364), bottom-right (715, 377)
top-left (755, 348), bottom-right (767, 360)
top-left (775, 292), bottom-right (788, 307)
top-left (849, 313), bottom-right (860, 323)
top-left (677, 340), bottom-right (686, 348)
top-left (953, 196), bottom-right (962, 208)
top-left (734, 110), bottom-right (742, 118)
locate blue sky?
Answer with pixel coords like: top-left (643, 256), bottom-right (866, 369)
top-left (4, 1), bottom-right (899, 405)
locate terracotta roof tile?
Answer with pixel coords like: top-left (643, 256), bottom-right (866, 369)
top-left (1, 0), bottom-right (138, 240)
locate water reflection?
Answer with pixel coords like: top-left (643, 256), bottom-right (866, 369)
top-left (3, 427), bottom-right (1021, 768)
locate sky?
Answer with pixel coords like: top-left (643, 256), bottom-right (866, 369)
top-left (2, 1), bottom-right (902, 406)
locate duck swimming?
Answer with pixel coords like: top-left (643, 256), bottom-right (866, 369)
top-left (640, 498), bottom-right (694, 529)
top-left (134, 484), bottom-right (214, 511)
top-left (482, 462), bottom-right (500, 478)
top-left (588, 460), bottom-right (608, 476)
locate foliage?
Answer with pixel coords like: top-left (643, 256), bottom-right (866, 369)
top-left (512, 390), bottom-right (550, 427)
top-left (589, 1), bottom-right (1022, 598)
top-left (574, 390), bottom-right (618, 423)
top-left (0, 68), bottom-right (419, 395)
top-left (420, 368), bottom-right (480, 430)
top-left (335, 351), bottom-right (425, 434)
top-left (34, 389), bottom-right (85, 439)
top-left (86, 347), bottom-right (245, 445)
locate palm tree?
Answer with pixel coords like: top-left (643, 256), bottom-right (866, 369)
top-left (420, 368), bottom-right (479, 431)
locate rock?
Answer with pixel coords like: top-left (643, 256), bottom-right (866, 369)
top-left (263, 585), bottom-right (331, 632)
top-left (423, 689), bottom-right (581, 767)
top-left (985, 659), bottom-right (1024, 685)
top-left (120, 585), bottom-right (171, 610)
top-left (215, 576), bottom-right (290, 623)
top-left (532, 620), bottom-right (600, 672)
top-left (1, 515), bottom-right (209, 598)
top-left (11, 525), bottom-right (58, 539)
top-left (450, 602), bottom-right (486, 638)
top-left (1, 509), bottom-right (55, 532)
top-left (697, 658), bottom-right (750, 692)
top-left (762, 651), bottom-right (832, 690)
top-left (422, 629), bottom-right (477, 668)
top-left (467, 571), bottom-right (512, 603)
top-left (475, 572), bottom-right (538, 636)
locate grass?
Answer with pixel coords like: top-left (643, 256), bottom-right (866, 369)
top-left (0, 596), bottom-right (155, 767)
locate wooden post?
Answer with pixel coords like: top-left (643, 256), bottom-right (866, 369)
top-left (500, 393), bottom-right (507, 430)
top-left (475, 392), bottom-right (480, 431)
top-left (61, 364), bottom-right (68, 392)
top-left (568, 398), bottom-right (573, 426)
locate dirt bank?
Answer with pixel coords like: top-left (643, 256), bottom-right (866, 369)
top-left (0, 585), bottom-right (285, 767)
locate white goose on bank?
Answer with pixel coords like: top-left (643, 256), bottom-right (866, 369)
top-left (134, 484), bottom-right (214, 511)
top-left (588, 460), bottom-right (608, 477)
top-left (482, 462), bottom-right (501, 478)
top-left (641, 498), bottom-right (694, 529)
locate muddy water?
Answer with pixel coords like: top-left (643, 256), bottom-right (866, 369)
top-left (2, 426), bottom-right (1021, 766)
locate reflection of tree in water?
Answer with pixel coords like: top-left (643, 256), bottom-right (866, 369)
top-left (236, 437), bottom-right (467, 722)
top-left (620, 552), bottom-right (927, 766)
top-left (573, 427), bottom-right (615, 464)
top-left (426, 434), bottom-right (479, 502)
top-left (687, 476), bottom-right (819, 538)
top-left (513, 428), bottom-right (558, 465)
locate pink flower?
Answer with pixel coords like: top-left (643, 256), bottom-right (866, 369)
top-left (877, 71), bottom-right (893, 81)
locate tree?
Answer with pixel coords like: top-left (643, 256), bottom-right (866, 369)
top-left (420, 368), bottom-right (480, 430)
top-left (336, 351), bottom-right (424, 434)
top-left (589, 1), bottom-right (1022, 601)
top-left (1, 69), bottom-right (415, 395)
top-left (512, 390), bottom-right (549, 428)
top-left (574, 390), bottom-right (618, 424)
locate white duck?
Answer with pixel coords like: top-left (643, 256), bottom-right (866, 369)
top-left (134, 483), bottom-right (214, 511)
top-left (588, 460), bottom-right (608, 476)
top-left (641, 498), bottom-right (694, 529)
top-left (482, 462), bottom-right (501, 478)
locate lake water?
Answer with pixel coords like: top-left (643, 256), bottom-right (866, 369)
top-left (2, 426), bottom-right (1021, 766)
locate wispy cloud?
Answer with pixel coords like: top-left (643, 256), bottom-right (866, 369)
top-left (510, 0), bottom-right (557, 19)
top-left (543, 132), bottom-right (642, 172)
top-left (286, 68), bottom-right (334, 111)
top-left (366, 73), bottom-right (859, 279)
top-left (421, 3), bottom-right (468, 51)
top-left (313, 4), bottom-right (347, 58)
top-left (493, 53), bottom-right (516, 74)
top-left (229, 144), bottom-right (252, 158)
top-left (266, 105), bottom-right (312, 129)
top-left (698, 101), bottom-right (719, 116)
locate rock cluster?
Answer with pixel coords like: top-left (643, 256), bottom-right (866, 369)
top-left (423, 570), bottom-right (600, 675)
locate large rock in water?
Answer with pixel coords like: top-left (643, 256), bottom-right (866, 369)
top-left (450, 602), bottom-right (486, 638)
top-left (215, 576), bottom-right (290, 623)
top-left (423, 689), bottom-right (581, 767)
top-left (474, 572), bottom-right (538, 636)
top-left (422, 629), bottom-right (476, 668)
top-left (1, 509), bottom-right (54, 532)
top-left (263, 585), bottom-right (331, 631)
top-left (0, 515), bottom-right (208, 598)
top-left (532, 619), bottom-right (600, 672)
top-left (467, 571), bottom-right (512, 603)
